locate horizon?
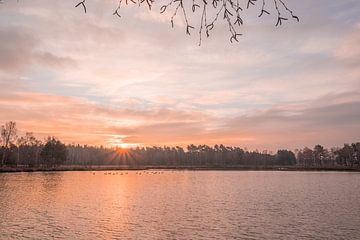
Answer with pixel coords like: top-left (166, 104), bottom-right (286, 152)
top-left (2, 121), bottom-right (359, 153)
top-left (1, 0), bottom-right (360, 152)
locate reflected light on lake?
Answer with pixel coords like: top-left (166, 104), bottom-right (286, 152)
top-left (1, 171), bottom-right (360, 239)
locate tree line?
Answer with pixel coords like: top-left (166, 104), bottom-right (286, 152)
top-left (1, 121), bottom-right (359, 168)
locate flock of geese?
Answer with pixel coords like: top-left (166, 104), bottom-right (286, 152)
top-left (92, 171), bottom-right (166, 175)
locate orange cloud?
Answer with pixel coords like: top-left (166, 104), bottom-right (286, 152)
top-left (0, 91), bottom-right (213, 147)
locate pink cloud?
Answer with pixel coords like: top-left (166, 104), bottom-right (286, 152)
top-left (335, 23), bottom-right (360, 60)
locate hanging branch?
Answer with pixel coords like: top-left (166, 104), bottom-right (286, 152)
top-left (198, 3), bottom-right (206, 46)
top-left (258, 0), bottom-right (269, 17)
top-left (75, 0), bottom-right (86, 13)
top-left (113, 0), bottom-right (123, 18)
top-left (246, 0), bottom-right (256, 9)
top-left (72, 0), bottom-right (299, 45)
top-left (278, 0), bottom-right (299, 22)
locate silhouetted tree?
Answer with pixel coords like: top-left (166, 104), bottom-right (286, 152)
top-left (297, 147), bottom-right (313, 167)
top-left (40, 137), bottom-right (68, 167)
top-left (352, 143), bottom-right (360, 166)
top-left (313, 145), bottom-right (325, 167)
top-left (1, 121), bottom-right (17, 166)
top-left (276, 149), bottom-right (296, 165)
top-left (17, 132), bottom-right (42, 167)
top-left (1, 121), bottom-right (359, 169)
top-left (335, 144), bottom-right (355, 167)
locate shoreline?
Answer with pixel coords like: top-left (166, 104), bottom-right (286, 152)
top-left (1, 165), bottom-right (360, 173)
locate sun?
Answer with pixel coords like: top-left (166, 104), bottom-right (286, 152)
top-left (116, 143), bottom-right (132, 149)
top-left (108, 135), bottom-right (139, 150)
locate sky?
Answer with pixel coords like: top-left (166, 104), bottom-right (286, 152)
top-left (0, 0), bottom-right (359, 151)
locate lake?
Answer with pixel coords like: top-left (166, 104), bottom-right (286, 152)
top-left (1, 171), bottom-right (359, 239)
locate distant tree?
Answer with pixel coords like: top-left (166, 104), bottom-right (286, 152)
top-left (187, 144), bottom-right (198, 165)
top-left (233, 147), bottom-right (244, 165)
top-left (352, 143), bottom-right (360, 166)
top-left (329, 147), bottom-right (338, 167)
top-left (313, 145), bottom-right (325, 167)
top-left (1, 121), bottom-right (358, 169)
top-left (1, 121), bottom-right (18, 166)
top-left (336, 144), bottom-right (355, 167)
top-left (17, 132), bottom-right (42, 167)
top-left (276, 149), bottom-right (296, 165)
top-left (40, 137), bottom-right (68, 167)
top-left (6, 143), bottom-right (18, 166)
top-left (321, 148), bottom-right (332, 167)
top-left (297, 147), bottom-right (313, 167)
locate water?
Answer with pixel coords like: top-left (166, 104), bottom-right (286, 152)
top-left (1, 171), bottom-right (360, 239)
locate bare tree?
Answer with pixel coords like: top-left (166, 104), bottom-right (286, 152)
top-left (1, 121), bottom-right (18, 166)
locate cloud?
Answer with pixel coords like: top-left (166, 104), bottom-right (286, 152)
top-left (0, 28), bottom-right (36, 73)
top-left (225, 92), bottom-right (360, 149)
top-left (335, 23), bottom-right (360, 61)
top-left (1, 90), bottom-right (358, 151)
top-left (0, 0), bottom-right (359, 151)
top-left (0, 28), bottom-right (76, 75)
top-left (0, 91), bottom-right (212, 146)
